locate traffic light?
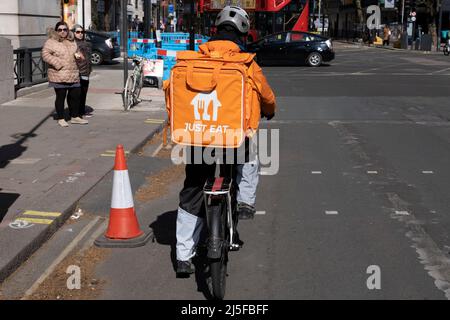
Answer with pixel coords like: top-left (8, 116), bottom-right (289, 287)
top-left (63, 0), bottom-right (70, 3)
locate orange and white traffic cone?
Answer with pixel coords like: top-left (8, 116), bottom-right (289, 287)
top-left (95, 145), bottom-right (152, 248)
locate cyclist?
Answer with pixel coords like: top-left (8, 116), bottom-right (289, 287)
top-left (170, 6), bottom-right (276, 274)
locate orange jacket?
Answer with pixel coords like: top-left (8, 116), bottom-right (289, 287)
top-left (163, 40), bottom-right (276, 131)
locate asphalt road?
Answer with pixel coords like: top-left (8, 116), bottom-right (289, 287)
top-left (10, 44), bottom-right (450, 300)
top-left (88, 45), bottom-right (450, 299)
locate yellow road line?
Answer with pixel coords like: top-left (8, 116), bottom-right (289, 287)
top-left (16, 218), bottom-right (53, 225)
top-left (23, 210), bottom-right (61, 217)
top-left (144, 119), bottom-right (165, 124)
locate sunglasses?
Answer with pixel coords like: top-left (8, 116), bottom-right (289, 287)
top-left (75, 30), bottom-right (85, 34)
top-left (57, 28), bottom-right (68, 32)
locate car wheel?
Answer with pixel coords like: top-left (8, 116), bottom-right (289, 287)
top-left (91, 51), bottom-right (104, 65)
top-left (307, 52), bottom-right (323, 67)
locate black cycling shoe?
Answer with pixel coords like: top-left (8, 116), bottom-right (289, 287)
top-left (176, 260), bottom-right (195, 274)
top-left (237, 202), bottom-right (256, 220)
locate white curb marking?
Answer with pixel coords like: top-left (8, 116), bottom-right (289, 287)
top-left (151, 143), bottom-right (164, 157)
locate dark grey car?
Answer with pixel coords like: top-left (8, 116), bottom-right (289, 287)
top-left (85, 31), bottom-right (120, 65)
top-left (247, 31), bottom-right (335, 67)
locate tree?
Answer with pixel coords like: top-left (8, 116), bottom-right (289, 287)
top-left (354, 0), bottom-right (365, 39)
top-left (424, 0), bottom-right (438, 48)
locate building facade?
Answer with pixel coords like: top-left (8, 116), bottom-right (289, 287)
top-left (90, 0), bottom-right (147, 32)
top-left (0, 0), bottom-right (61, 49)
top-left (325, 0), bottom-right (442, 43)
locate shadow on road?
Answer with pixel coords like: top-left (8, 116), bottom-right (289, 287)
top-left (150, 210), bottom-right (213, 300)
top-left (0, 189), bottom-right (20, 223)
top-left (0, 111), bottom-right (53, 169)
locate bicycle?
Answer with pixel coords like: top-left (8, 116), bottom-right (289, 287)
top-left (123, 56), bottom-right (144, 111)
top-left (203, 164), bottom-right (242, 300)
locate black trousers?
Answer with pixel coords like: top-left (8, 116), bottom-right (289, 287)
top-left (79, 78), bottom-right (90, 116)
top-left (54, 87), bottom-right (81, 120)
top-left (179, 162), bottom-right (216, 219)
top-left (179, 139), bottom-right (253, 218)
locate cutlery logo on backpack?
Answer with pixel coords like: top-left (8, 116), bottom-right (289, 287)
top-left (191, 90), bottom-right (222, 121)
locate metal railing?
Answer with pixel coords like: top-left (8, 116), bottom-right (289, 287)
top-left (13, 47), bottom-right (48, 90)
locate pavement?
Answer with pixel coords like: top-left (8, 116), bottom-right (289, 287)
top-left (334, 38), bottom-right (445, 53)
top-left (0, 61), bottom-right (167, 283)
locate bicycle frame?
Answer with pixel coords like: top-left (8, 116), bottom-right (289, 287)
top-left (123, 57), bottom-right (144, 110)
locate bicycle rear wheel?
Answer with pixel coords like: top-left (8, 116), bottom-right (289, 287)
top-left (134, 71), bottom-right (143, 101)
top-left (208, 200), bottom-right (229, 300)
top-left (123, 75), bottom-right (135, 111)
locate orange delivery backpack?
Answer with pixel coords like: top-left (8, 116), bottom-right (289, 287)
top-left (166, 48), bottom-right (256, 148)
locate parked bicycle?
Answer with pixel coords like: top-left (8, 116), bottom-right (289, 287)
top-left (123, 56), bottom-right (144, 111)
top-left (123, 56), bottom-right (162, 110)
top-left (203, 164), bottom-right (242, 300)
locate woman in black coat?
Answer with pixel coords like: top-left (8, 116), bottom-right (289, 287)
top-left (72, 24), bottom-right (93, 117)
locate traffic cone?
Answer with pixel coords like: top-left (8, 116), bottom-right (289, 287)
top-left (95, 145), bottom-right (152, 248)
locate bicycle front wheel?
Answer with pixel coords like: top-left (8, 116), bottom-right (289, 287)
top-left (208, 201), bottom-right (229, 300)
top-left (123, 75), bottom-right (135, 111)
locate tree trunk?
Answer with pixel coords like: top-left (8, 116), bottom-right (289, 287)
top-left (355, 0), bottom-right (364, 39)
top-left (430, 22), bottom-right (438, 49)
top-left (355, 0), bottom-right (364, 24)
top-left (426, 0), bottom-right (437, 48)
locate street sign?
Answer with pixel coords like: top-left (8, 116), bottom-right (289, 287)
top-left (385, 0), bottom-right (395, 9)
top-left (169, 4), bottom-right (174, 13)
